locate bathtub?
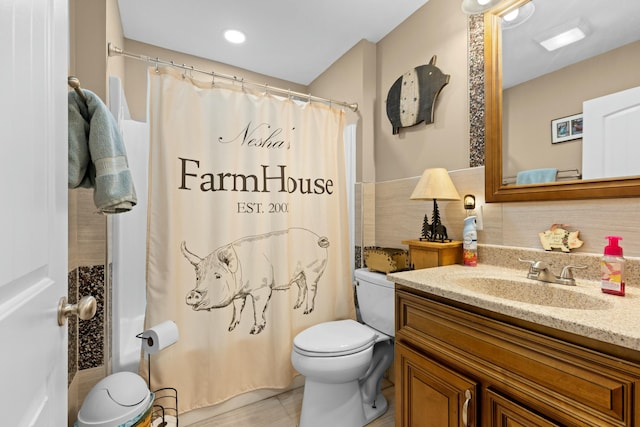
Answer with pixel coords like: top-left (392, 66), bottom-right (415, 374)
top-left (109, 77), bottom-right (150, 373)
top-left (111, 117), bottom-right (149, 373)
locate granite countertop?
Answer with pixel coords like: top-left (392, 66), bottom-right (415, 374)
top-left (388, 263), bottom-right (640, 351)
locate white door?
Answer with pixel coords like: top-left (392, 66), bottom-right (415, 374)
top-left (582, 85), bottom-right (640, 180)
top-left (0, 0), bottom-right (69, 425)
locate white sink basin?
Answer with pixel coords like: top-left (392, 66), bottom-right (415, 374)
top-left (453, 277), bottom-right (613, 310)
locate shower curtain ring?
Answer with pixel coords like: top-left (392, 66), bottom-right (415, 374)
top-left (154, 58), bottom-right (159, 74)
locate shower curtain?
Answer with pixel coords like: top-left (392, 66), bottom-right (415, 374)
top-left (145, 67), bottom-right (356, 412)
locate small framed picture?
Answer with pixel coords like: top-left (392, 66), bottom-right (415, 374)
top-left (551, 113), bottom-right (583, 144)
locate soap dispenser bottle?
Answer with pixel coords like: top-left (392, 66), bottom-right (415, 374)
top-left (463, 216), bottom-right (477, 266)
top-left (601, 236), bottom-right (625, 296)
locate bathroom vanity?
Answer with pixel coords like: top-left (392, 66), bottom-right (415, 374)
top-left (389, 264), bottom-right (640, 427)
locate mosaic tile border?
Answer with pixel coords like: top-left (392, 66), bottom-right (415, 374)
top-left (468, 13), bottom-right (485, 167)
top-left (68, 268), bottom-right (78, 386)
top-left (78, 265), bottom-right (105, 370)
top-left (355, 245), bottom-right (363, 270)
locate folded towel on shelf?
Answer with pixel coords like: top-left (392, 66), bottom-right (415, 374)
top-left (516, 168), bottom-right (558, 185)
top-left (68, 89), bottom-right (137, 214)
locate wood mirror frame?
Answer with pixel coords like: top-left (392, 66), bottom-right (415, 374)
top-left (483, 0), bottom-right (640, 203)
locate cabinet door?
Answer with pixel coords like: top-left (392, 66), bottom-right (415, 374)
top-left (396, 342), bottom-right (477, 427)
top-left (485, 389), bottom-right (561, 427)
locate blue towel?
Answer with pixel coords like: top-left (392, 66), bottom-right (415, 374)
top-left (516, 168), bottom-right (558, 185)
top-left (68, 89), bottom-right (137, 214)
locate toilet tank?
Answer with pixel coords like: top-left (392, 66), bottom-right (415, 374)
top-left (354, 268), bottom-right (395, 337)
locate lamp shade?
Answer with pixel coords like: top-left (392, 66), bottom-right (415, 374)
top-left (410, 168), bottom-right (461, 201)
top-left (461, 0), bottom-right (502, 14)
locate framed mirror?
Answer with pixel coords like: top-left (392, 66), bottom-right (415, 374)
top-left (484, 0), bottom-right (640, 202)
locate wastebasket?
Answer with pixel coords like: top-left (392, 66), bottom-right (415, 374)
top-left (76, 371), bottom-right (153, 427)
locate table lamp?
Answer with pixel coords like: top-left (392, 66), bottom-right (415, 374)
top-left (410, 168), bottom-right (460, 242)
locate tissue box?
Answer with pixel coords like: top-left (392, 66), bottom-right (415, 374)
top-left (364, 247), bottom-right (409, 273)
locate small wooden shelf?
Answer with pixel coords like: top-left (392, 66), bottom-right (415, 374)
top-left (401, 240), bottom-right (462, 270)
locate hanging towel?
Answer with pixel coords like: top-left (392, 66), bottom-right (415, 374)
top-left (516, 168), bottom-right (558, 185)
top-left (68, 89), bottom-right (137, 213)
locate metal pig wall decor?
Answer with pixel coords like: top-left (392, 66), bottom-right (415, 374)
top-left (386, 55), bottom-right (450, 135)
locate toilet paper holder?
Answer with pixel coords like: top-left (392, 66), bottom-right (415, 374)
top-left (138, 320), bottom-right (179, 355)
top-left (136, 325), bottom-right (180, 426)
top-left (137, 331), bottom-right (155, 352)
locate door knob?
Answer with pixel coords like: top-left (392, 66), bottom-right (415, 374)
top-left (58, 295), bottom-right (97, 326)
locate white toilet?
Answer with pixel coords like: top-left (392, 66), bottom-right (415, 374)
top-left (291, 268), bottom-right (395, 427)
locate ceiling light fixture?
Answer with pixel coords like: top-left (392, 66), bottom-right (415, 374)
top-left (461, 0), bottom-right (502, 14)
top-left (224, 29), bottom-right (246, 44)
top-left (539, 27), bottom-right (586, 51)
top-left (501, 2), bottom-right (535, 30)
top-left (503, 9), bottom-right (519, 22)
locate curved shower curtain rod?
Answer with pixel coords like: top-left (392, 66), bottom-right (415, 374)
top-left (108, 43), bottom-right (358, 112)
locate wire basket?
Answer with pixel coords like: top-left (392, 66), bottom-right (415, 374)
top-left (151, 387), bottom-right (178, 427)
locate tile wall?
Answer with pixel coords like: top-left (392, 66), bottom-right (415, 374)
top-left (373, 167), bottom-right (640, 263)
top-left (68, 188), bottom-right (107, 401)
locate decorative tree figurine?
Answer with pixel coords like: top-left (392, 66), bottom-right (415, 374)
top-left (420, 214), bottom-right (431, 241)
top-left (429, 199), bottom-right (450, 242)
top-left (431, 200), bottom-right (442, 237)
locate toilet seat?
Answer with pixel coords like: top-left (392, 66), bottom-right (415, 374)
top-left (293, 319), bottom-right (377, 357)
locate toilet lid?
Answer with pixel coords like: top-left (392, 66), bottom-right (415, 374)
top-left (293, 319), bottom-right (377, 356)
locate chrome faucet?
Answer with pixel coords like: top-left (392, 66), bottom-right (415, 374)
top-left (519, 259), bottom-right (586, 286)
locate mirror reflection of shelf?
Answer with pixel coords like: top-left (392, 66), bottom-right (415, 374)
top-left (502, 169), bottom-right (581, 185)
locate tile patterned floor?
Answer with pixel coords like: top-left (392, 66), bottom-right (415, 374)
top-left (187, 380), bottom-right (395, 427)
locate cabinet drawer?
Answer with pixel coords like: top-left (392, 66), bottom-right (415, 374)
top-left (396, 289), bottom-right (640, 426)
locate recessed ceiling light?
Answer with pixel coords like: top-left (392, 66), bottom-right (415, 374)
top-left (224, 29), bottom-right (246, 44)
top-left (461, 0), bottom-right (502, 14)
top-left (502, 2), bottom-right (535, 30)
top-left (503, 9), bottom-right (519, 22)
top-left (539, 27), bottom-right (586, 51)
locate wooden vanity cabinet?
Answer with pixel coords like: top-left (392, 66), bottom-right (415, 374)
top-left (395, 286), bottom-right (640, 427)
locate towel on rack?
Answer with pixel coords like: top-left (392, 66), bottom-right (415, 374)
top-left (516, 168), bottom-right (558, 185)
top-left (68, 89), bottom-right (137, 213)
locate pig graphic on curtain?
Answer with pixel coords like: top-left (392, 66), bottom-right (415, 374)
top-left (180, 228), bottom-right (330, 334)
